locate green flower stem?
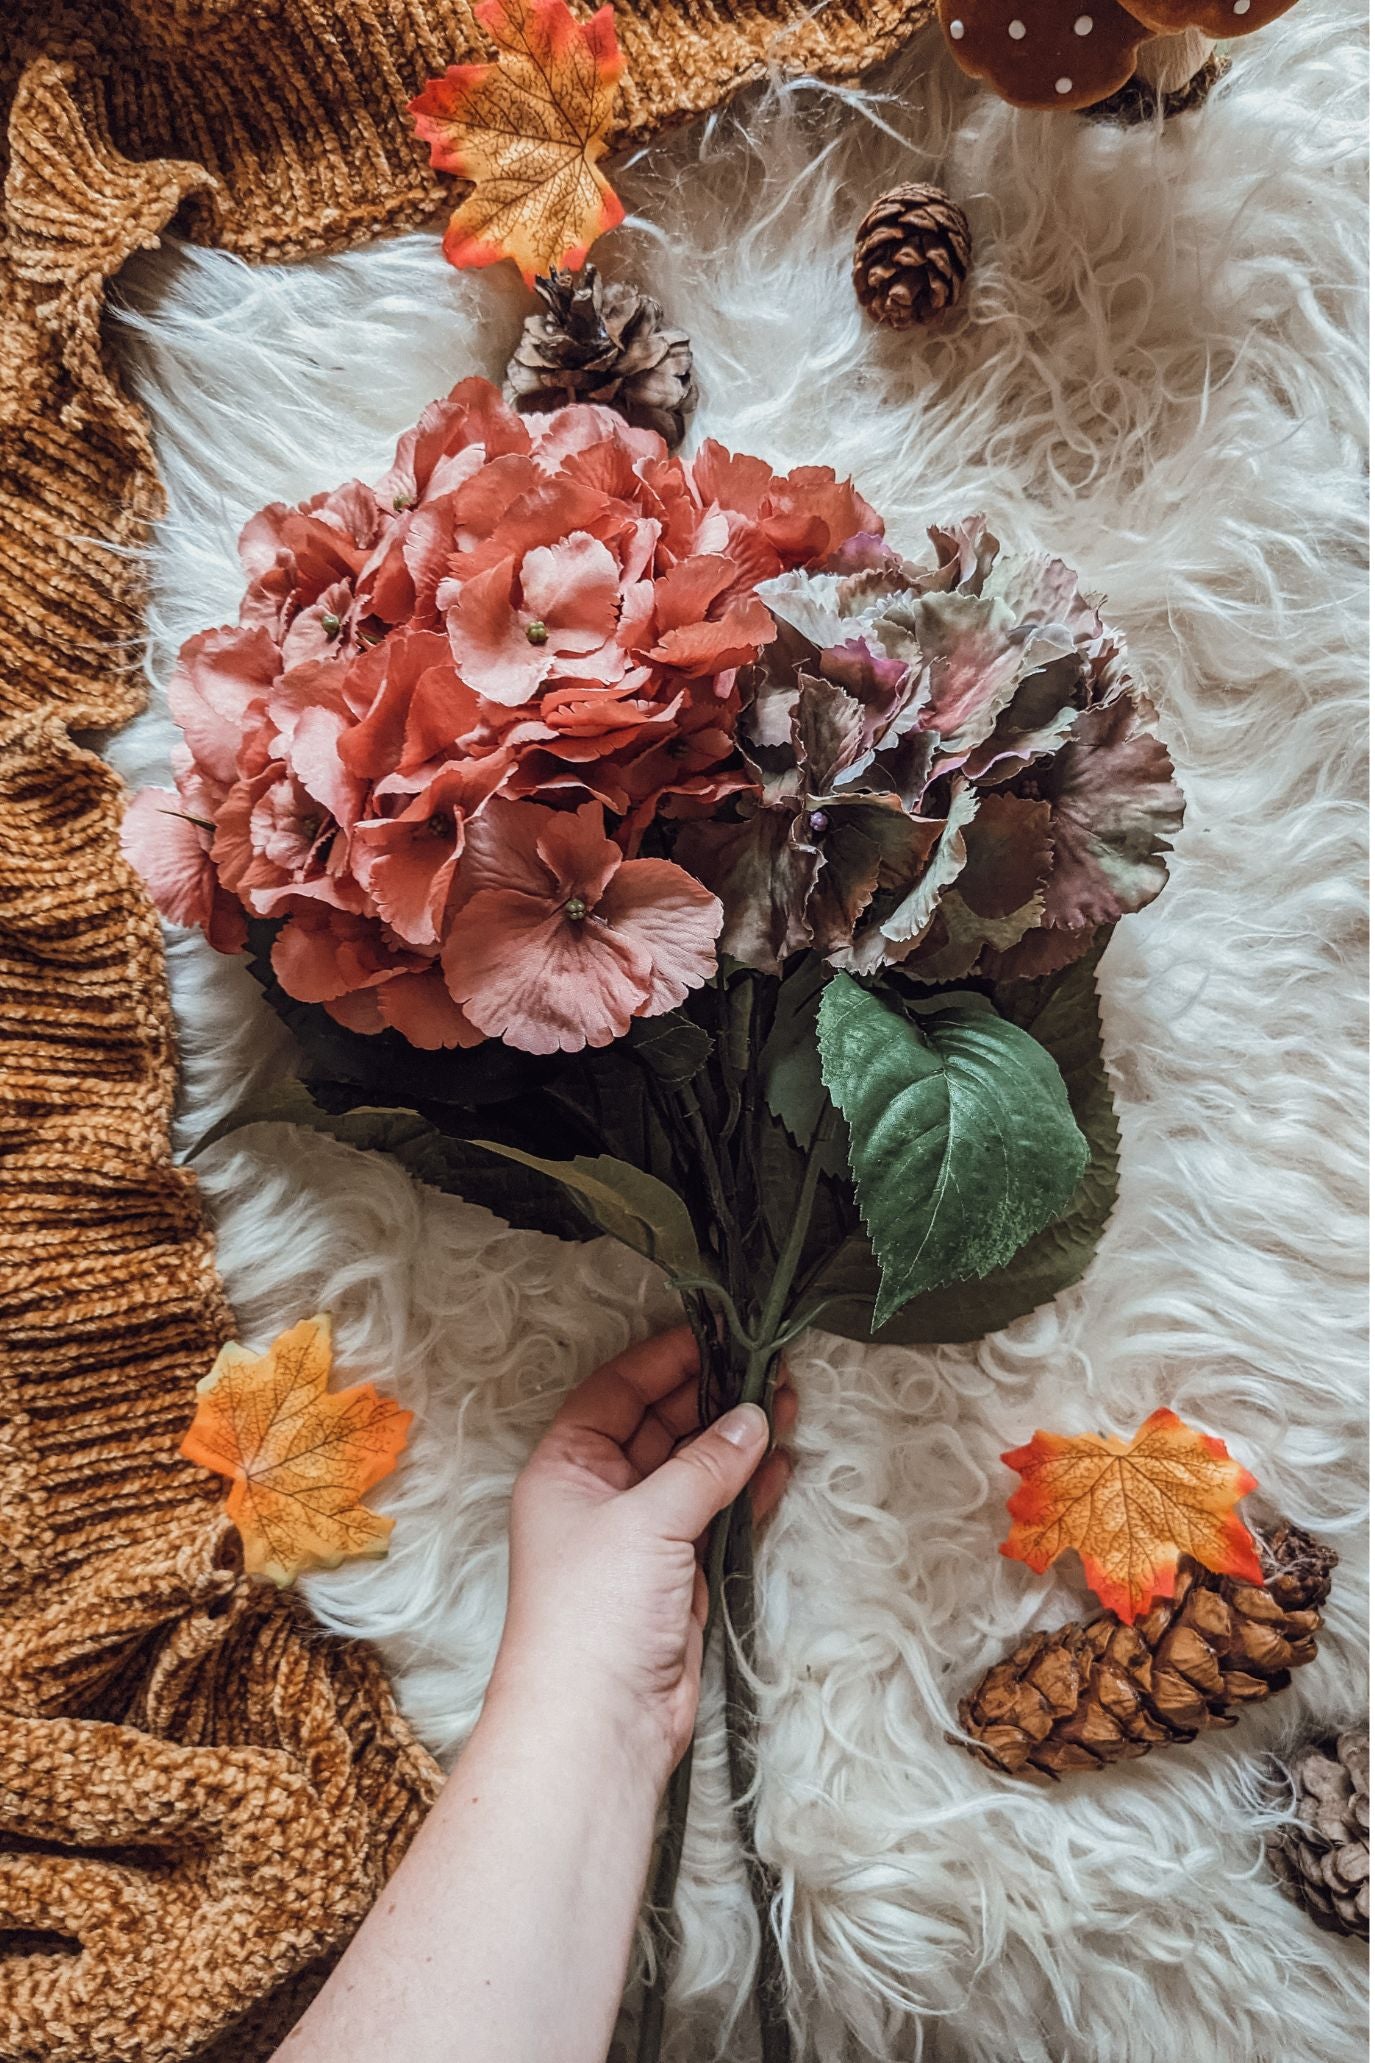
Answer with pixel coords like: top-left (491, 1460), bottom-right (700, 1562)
top-left (635, 1742), bottom-right (695, 2063)
top-left (722, 1498), bottom-right (792, 2063)
top-left (638, 1110), bottom-right (833, 2063)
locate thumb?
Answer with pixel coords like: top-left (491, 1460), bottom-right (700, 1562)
top-left (630, 1404), bottom-right (770, 1541)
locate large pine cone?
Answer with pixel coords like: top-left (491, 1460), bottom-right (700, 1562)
top-left (504, 266), bottom-right (697, 447)
top-left (852, 183), bottom-right (972, 330)
top-left (959, 1522), bottom-right (1337, 1781)
top-left (1267, 1729), bottom-right (1369, 1938)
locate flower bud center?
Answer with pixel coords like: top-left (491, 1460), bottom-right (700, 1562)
top-left (525, 619), bottom-right (549, 646)
top-left (563, 896), bottom-right (588, 921)
top-left (808, 809), bottom-right (829, 835)
top-left (321, 612), bottom-right (342, 637)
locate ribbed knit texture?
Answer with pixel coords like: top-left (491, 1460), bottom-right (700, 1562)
top-left (0, 3), bottom-right (928, 2056)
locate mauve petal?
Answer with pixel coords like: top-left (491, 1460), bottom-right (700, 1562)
top-left (354, 761), bottom-right (507, 946)
top-left (379, 380), bottom-right (528, 506)
top-left (280, 581), bottom-right (353, 669)
top-left (648, 595), bottom-right (775, 676)
top-left (168, 625), bottom-right (278, 789)
top-left (272, 911), bottom-right (405, 1004)
top-left (339, 632), bottom-right (457, 779)
top-left (761, 468), bottom-right (883, 566)
top-left (289, 703), bottom-right (364, 826)
top-left (450, 453), bottom-right (545, 543)
top-left (531, 406), bottom-right (663, 474)
top-left (120, 789), bottom-right (217, 931)
top-left (324, 987), bottom-right (387, 1035)
top-left (532, 798), bottom-right (622, 902)
top-left (238, 501), bottom-right (292, 583)
top-left (452, 795), bottom-right (559, 902)
top-left (649, 554), bottom-right (736, 636)
top-left (557, 434), bottom-right (647, 505)
top-left (378, 969), bottom-right (484, 1049)
top-left (692, 442), bottom-right (774, 517)
top-left (443, 888), bottom-right (652, 1055)
top-left (447, 556), bottom-right (550, 706)
top-left (519, 533), bottom-right (621, 643)
top-left (454, 478), bottom-right (611, 583)
top-left (593, 859), bottom-right (722, 1015)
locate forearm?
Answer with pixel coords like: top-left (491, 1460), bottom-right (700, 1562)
top-left (278, 1665), bottom-right (663, 2063)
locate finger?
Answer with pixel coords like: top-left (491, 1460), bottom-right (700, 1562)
top-left (627, 1403), bottom-right (769, 1542)
top-left (771, 1378), bottom-right (798, 1444)
top-left (623, 1372), bottom-right (703, 1480)
top-left (550, 1325), bottom-right (699, 1446)
top-left (750, 1446), bottom-right (793, 1522)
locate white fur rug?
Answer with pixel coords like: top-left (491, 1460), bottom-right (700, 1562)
top-left (108, 9), bottom-right (1368, 2059)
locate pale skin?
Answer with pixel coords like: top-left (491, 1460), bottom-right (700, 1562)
top-left (276, 1325), bottom-right (794, 2063)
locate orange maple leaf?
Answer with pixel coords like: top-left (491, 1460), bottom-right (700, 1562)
top-left (999, 1408), bottom-right (1263, 1623)
top-left (181, 1315), bottom-right (412, 1587)
top-left (409, 0), bottom-right (626, 286)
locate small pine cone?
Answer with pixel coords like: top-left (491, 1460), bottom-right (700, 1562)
top-left (1267, 1729), bottom-right (1370, 1938)
top-left (959, 1521), bottom-right (1338, 1782)
top-left (504, 265), bottom-right (697, 447)
top-left (852, 183), bottom-right (972, 330)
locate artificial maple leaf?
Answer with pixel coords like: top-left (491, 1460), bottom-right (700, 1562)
top-left (410, 0), bottom-right (626, 286)
top-left (1000, 1408), bottom-right (1263, 1623)
top-left (181, 1315), bottom-right (412, 1587)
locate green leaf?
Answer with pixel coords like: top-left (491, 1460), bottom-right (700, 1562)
top-left (192, 1078), bottom-right (599, 1243)
top-left (470, 1142), bottom-right (704, 1278)
top-left (810, 949), bottom-right (1118, 1342)
top-left (623, 1011), bottom-right (712, 1087)
top-left (816, 975), bottom-right (1088, 1329)
top-left (758, 953), bottom-right (849, 1178)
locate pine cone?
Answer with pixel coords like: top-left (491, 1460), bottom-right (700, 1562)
top-left (852, 183), bottom-right (972, 330)
top-left (959, 1521), bottom-right (1338, 1781)
top-left (1267, 1729), bottom-right (1369, 1938)
top-left (504, 266), bottom-right (697, 447)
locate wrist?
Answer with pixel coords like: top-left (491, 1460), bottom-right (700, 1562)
top-left (480, 1644), bottom-right (674, 1813)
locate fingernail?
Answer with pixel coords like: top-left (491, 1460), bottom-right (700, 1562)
top-left (717, 1403), bottom-right (767, 1448)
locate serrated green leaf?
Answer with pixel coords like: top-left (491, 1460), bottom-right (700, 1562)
top-left (816, 975), bottom-right (1088, 1329)
top-left (809, 949), bottom-right (1118, 1342)
top-left (191, 1077), bottom-right (598, 1243)
top-left (471, 1142), bottom-right (704, 1278)
top-left (758, 953), bottom-right (849, 1178)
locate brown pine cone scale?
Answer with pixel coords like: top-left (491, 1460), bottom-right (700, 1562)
top-left (852, 183), bottom-right (972, 330)
top-left (1267, 1728), bottom-right (1369, 1939)
top-left (960, 1521), bottom-right (1337, 1781)
top-left (504, 265), bottom-right (697, 447)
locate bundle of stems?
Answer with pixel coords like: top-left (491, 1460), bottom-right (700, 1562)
top-left (633, 975), bottom-right (843, 2063)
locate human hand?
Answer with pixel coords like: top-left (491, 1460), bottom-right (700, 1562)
top-left (488, 1327), bottom-right (795, 1791)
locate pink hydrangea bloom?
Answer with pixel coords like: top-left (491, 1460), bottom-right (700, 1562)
top-left (123, 379), bottom-right (879, 1052)
top-left (443, 800), bottom-right (722, 1054)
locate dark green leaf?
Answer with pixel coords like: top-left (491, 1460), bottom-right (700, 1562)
top-left (809, 949), bottom-right (1118, 1342)
top-left (757, 953), bottom-right (848, 1178)
top-left (192, 1077), bottom-right (599, 1243)
top-left (242, 917), bottom-right (553, 1109)
top-left (623, 1012), bottom-right (712, 1087)
top-left (816, 975), bottom-right (1088, 1329)
top-left (471, 1142), bottom-right (704, 1277)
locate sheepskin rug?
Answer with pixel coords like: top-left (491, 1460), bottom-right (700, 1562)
top-left (107, 7), bottom-right (1368, 2059)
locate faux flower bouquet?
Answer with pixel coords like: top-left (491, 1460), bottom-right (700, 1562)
top-left (126, 376), bottom-right (1183, 2059)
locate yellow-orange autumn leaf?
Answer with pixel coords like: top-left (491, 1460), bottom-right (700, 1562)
top-left (181, 1315), bottom-right (412, 1587)
top-left (409, 0), bottom-right (626, 286)
top-left (1000, 1408), bottom-right (1263, 1623)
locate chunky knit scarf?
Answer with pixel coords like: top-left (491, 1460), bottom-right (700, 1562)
top-left (0, 3), bottom-right (927, 2057)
